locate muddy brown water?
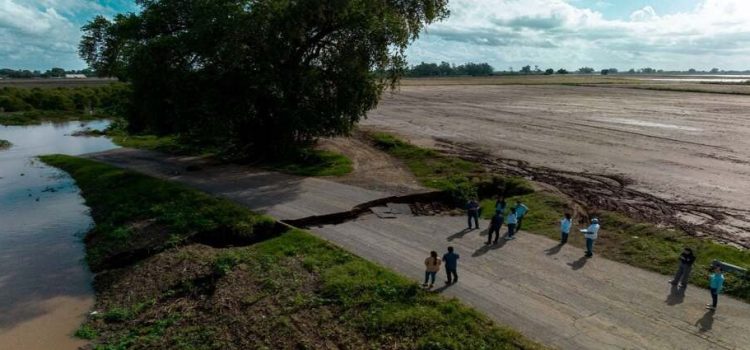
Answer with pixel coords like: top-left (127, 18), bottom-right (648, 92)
top-left (364, 84), bottom-right (750, 247)
top-left (0, 121), bottom-right (117, 349)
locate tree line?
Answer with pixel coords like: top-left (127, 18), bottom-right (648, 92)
top-left (0, 85), bottom-right (129, 114)
top-left (406, 62), bottom-right (494, 77)
top-left (0, 68), bottom-right (95, 79)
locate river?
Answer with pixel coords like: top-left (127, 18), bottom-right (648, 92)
top-left (0, 120), bottom-right (117, 349)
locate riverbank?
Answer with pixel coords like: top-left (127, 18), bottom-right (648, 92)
top-left (42, 155), bottom-right (543, 349)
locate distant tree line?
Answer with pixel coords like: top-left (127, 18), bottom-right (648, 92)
top-left (0, 85), bottom-right (129, 114)
top-left (406, 62), bottom-right (495, 77)
top-left (0, 68), bottom-right (96, 79)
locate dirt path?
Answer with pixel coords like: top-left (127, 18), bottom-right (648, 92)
top-left (317, 132), bottom-right (425, 194)
top-left (363, 85), bottom-right (750, 247)
top-left (84, 148), bottom-right (750, 350)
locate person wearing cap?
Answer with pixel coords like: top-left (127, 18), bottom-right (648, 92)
top-left (514, 201), bottom-right (529, 233)
top-left (707, 265), bottom-right (725, 310)
top-left (560, 213), bottom-right (572, 244)
top-left (583, 218), bottom-right (600, 257)
top-left (669, 247), bottom-right (696, 288)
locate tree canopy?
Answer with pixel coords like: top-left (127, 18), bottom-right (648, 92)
top-left (406, 61), bottom-right (494, 77)
top-left (79, 0), bottom-right (449, 155)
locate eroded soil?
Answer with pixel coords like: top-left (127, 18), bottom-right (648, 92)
top-left (364, 84), bottom-right (750, 248)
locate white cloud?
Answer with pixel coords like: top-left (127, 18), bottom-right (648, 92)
top-left (409, 0), bottom-right (750, 70)
top-left (0, 0), bottom-right (130, 70)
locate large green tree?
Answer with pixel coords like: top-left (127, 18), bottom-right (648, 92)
top-left (79, 0), bottom-right (449, 155)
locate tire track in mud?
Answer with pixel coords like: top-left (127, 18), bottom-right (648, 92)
top-left (433, 138), bottom-right (750, 249)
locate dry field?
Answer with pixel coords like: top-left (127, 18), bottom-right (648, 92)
top-left (365, 82), bottom-right (750, 247)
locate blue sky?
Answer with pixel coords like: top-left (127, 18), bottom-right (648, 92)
top-left (2, 0), bottom-right (750, 71)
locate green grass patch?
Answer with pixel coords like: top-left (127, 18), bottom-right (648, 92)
top-left (39, 155), bottom-right (277, 271)
top-left (0, 139), bottom-right (11, 150)
top-left (46, 155), bottom-right (543, 349)
top-left (265, 148), bottom-right (353, 177)
top-left (371, 132), bottom-right (750, 302)
top-left (368, 131), bottom-right (533, 203)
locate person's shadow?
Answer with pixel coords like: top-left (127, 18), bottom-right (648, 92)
top-left (695, 309), bottom-right (715, 332)
top-left (568, 256), bottom-right (589, 270)
top-left (447, 228), bottom-right (472, 241)
top-left (545, 243), bottom-right (563, 255)
top-left (432, 283), bottom-right (453, 293)
top-left (472, 239), bottom-right (508, 257)
top-left (665, 284), bottom-right (686, 306)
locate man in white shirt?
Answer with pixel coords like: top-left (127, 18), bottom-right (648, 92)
top-left (583, 218), bottom-right (600, 257)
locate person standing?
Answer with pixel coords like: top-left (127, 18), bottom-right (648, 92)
top-left (423, 251), bottom-right (442, 289)
top-left (583, 218), bottom-right (600, 257)
top-left (707, 266), bottom-right (725, 310)
top-left (495, 196), bottom-right (506, 214)
top-left (514, 201), bottom-right (529, 233)
top-left (505, 208), bottom-right (518, 240)
top-left (669, 247), bottom-right (696, 288)
top-left (560, 213), bottom-right (572, 244)
top-left (487, 211), bottom-right (503, 245)
top-left (443, 247), bottom-right (460, 285)
top-left (467, 198), bottom-right (480, 230)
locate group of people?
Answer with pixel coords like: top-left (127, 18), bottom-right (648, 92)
top-left (670, 247), bottom-right (726, 310)
top-left (423, 198), bottom-right (728, 310)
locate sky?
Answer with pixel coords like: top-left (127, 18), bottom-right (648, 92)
top-left (2, 0), bottom-right (750, 71)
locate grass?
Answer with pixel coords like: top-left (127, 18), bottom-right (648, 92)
top-left (0, 139), bottom-right (11, 150)
top-left (0, 110), bottom-right (104, 126)
top-left (376, 132), bottom-right (750, 302)
top-left (39, 155), bottom-right (277, 272)
top-left (102, 120), bottom-right (353, 177)
top-left (368, 131), bottom-right (533, 203)
top-left (43, 155), bottom-right (543, 350)
top-left (264, 148), bottom-right (353, 177)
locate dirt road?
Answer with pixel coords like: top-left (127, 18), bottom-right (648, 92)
top-left (364, 85), bottom-right (750, 247)
top-left (81, 148), bottom-right (750, 349)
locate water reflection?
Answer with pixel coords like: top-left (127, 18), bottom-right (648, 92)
top-left (0, 120), bottom-right (118, 347)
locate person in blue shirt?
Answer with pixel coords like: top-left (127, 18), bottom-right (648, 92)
top-left (443, 246), bottom-right (460, 285)
top-left (583, 218), bottom-right (600, 257)
top-left (495, 196), bottom-right (506, 214)
top-left (707, 265), bottom-right (725, 310)
top-left (514, 201), bottom-right (529, 233)
top-left (466, 198), bottom-right (480, 230)
top-left (560, 213), bottom-right (572, 244)
top-left (487, 211), bottom-right (503, 245)
top-left (505, 208), bottom-right (518, 240)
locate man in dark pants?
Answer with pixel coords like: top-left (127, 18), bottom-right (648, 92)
top-left (669, 247), bottom-right (696, 288)
top-left (487, 211), bottom-right (503, 245)
top-left (466, 198), bottom-right (480, 229)
top-left (443, 246), bottom-right (460, 285)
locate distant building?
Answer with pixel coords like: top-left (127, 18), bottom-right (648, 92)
top-left (65, 74), bottom-right (87, 79)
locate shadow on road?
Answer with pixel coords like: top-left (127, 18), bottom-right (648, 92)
top-left (432, 283), bottom-right (453, 293)
top-left (447, 228), bottom-right (473, 241)
top-left (665, 285), bottom-right (686, 306)
top-left (568, 256), bottom-right (589, 270)
top-left (696, 310), bottom-right (715, 332)
top-left (472, 239), bottom-right (508, 257)
top-left (545, 243), bottom-right (563, 255)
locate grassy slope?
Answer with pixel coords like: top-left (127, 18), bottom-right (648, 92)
top-left (369, 132), bottom-right (750, 302)
top-left (42, 155), bottom-right (542, 350)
